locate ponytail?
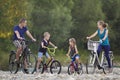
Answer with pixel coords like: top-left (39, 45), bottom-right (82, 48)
top-left (103, 23), bottom-right (108, 28)
top-left (97, 20), bottom-right (108, 28)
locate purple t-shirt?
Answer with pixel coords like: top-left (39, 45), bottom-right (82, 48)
top-left (13, 25), bottom-right (27, 40)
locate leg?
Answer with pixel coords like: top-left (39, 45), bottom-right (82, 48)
top-left (97, 45), bottom-right (102, 57)
top-left (103, 45), bottom-right (111, 68)
top-left (36, 52), bottom-right (43, 72)
top-left (13, 40), bottom-right (22, 61)
top-left (75, 54), bottom-right (80, 64)
top-left (45, 52), bottom-right (51, 62)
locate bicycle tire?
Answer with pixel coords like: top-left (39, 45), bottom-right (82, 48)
top-left (77, 63), bottom-right (83, 75)
top-left (68, 64), bottom-right (75, 75)
top-left (38, 61), bottom-right (44, 74)
top-left (9, 52), bottom-right (19, 74)
top-left (86, 54), bottom-right (96, 74)
top-left (50, 60), bottom-right (61, 74)
top-left (21, 53), bottom-right (36, 74)
top-left (102, 56), bottom-right (113, 73)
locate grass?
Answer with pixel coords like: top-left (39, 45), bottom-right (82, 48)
top-left (0, 49), bottom-right (120, 70)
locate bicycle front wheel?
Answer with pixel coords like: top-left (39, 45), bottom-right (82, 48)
top-left (9, 52), bottom-right (18, 74)
top-left (86, 54), bottom-right (96, 74)
top-left (22, 53), bottom-right (36, 74)
top-left (50, 60), bottom-right (61, 74)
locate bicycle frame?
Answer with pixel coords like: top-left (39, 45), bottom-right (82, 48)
top-left (42, 47), bottom-right (57, 67)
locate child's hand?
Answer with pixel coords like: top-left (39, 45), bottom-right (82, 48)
top-left (66, 54), bottom-right (69, 57)
top-left (54, 46), bottom-right (58, 49)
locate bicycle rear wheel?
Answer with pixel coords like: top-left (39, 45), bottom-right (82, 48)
top-left (102, 55), bottom-right (114, 73)
top-left (77, 63), bottom-right (83, 75)
top-left (37, 61), bottom-right (44, 74)
top-left (22, 53), bottom-right (36, 74)
top-left (50, 60), bottom-right (61, 74)
top-left (86, 54), bottom-right (96, 74)
top-left (9, 51), bottom-right (18, 74)
top-left (68, 64), bottom-right (75, 75)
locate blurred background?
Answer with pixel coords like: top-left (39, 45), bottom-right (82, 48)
top-left (0, 0), bottom-right (120, 70)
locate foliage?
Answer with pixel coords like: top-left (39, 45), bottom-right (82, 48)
top-left (0, 0), bottom-right (120, 69)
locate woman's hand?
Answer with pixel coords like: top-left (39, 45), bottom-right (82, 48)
top-left (86, 36), bottom-right (91, 39)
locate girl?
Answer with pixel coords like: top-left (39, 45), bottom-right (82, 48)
top-left (66, 38), bottom-right (80, 65)
top-left (86, 20), bottom-right (112, 72)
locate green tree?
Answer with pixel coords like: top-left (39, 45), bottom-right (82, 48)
top-left (31, 0), bottom-right (74, 47)
top-left (71, 0), bottom-right (105, 48)
top-left (102, 0), bottom-right (120, 52)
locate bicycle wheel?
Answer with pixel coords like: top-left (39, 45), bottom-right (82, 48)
top-left (22, 53), bottom-right (36, 74)
top-left (102, 56), bottom-right (113, 73)
top-left (86, 54), bottom-right (96, 74)
top-left (9, 52), bottom-right (18, 74)
top-left (50, 60), bottom-right (61, 74)
top-left (68, 64), bottom-right (75, 75)
top-left (77, 63), bottom-right (83, 75)
top-left (37, 61), bottom-right (44, 74)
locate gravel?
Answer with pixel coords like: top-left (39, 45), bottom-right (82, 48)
top-left (0, 67), bottom-right (120, 80)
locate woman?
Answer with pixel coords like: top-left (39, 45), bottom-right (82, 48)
top-left (86, 20), bottom-right (112, 72)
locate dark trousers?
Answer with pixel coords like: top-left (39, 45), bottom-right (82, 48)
top-left (97, 45), bottom-right (111, 68)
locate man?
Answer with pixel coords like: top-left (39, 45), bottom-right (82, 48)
top-left (13, 18), bottom-right (36, 73)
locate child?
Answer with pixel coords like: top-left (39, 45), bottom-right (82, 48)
top-left (66, 38), bottom-right (80, 65)
top-left (36, 32), bottom-right (57, 73)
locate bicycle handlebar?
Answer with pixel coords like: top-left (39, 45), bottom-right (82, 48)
top-left (46, 47), bottom-right (57, 56)
top-left (20, 39), bottom-right (36, 45)
top-left (88, 39), bottom-right (100, 43)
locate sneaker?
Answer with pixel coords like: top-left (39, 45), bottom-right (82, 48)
top-left (24, 69), bottom-right (29, 74)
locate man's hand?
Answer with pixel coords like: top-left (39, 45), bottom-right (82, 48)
top-left (32, 38), bottom-right (36, 42)
top-left (18, 37), bottom-right (24, 40)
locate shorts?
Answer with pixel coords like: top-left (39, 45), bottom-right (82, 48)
top-left (72, 54), bottom-right (80, 62)
top-left (13, 40), bottom-right (26, 49)
top-left (38, 52), bottom-right (50, 58)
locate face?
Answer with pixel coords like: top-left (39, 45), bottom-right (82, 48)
top-left (69, 41), bottom-right (73, 46)
top-left (97, 22), bottom-right (102, 29)
top-left (45, 34), bottom-right (50, 40)
top-left (21, 20), bottom-right (27, 27)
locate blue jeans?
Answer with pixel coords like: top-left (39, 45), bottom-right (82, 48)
top-left (71, 54), bottom-right (80, 62)
top-left (97, 45), bottom-right (111, 68)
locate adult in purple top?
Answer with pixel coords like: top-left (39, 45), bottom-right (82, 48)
top-left (13, 18), bottom-right (36, 64)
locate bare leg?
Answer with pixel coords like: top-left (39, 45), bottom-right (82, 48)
top-left (36, 58), bottom-right (42, 72)
top-left (16, 47), bottom-right (22, 61)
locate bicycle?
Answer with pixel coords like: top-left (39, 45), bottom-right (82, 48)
top-left (86, 39), bottom-right (114, 74)
top-left (67, 55), bottom-right (83, 75)
top-left (9, 40), bottom-right (37, 74)
top-left (36, 47), bottom-right (61, 74)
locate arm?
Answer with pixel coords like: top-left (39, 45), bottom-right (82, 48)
top-left (66, 47), bottom-right (71, 57)
top-left (49, 41), bottom-right (57, 48)
top-left (41, 42), bottom-right (47, 48)
top-left (26, 30), bottom-right (36, 41)
top-left (74, 45), bottom-right (79, 54)
top-left (102, 29), bottom-right (108, 41)
top-left (14, 31), bottom-right (23, 40)
top-left (87, 30), bottom-right (98, 39)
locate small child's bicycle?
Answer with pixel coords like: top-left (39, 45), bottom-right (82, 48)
top-left (36, 47), bottom-right (61, 74)
top-left (67, 55), bottom-right (83, 75)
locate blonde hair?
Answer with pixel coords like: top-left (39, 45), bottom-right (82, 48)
top-left (43, 32), bottom-right (50, 37)
top-left (97, 20), bottom-right (108, 28)
top-left (69, 38), bottom-right (76, 45)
